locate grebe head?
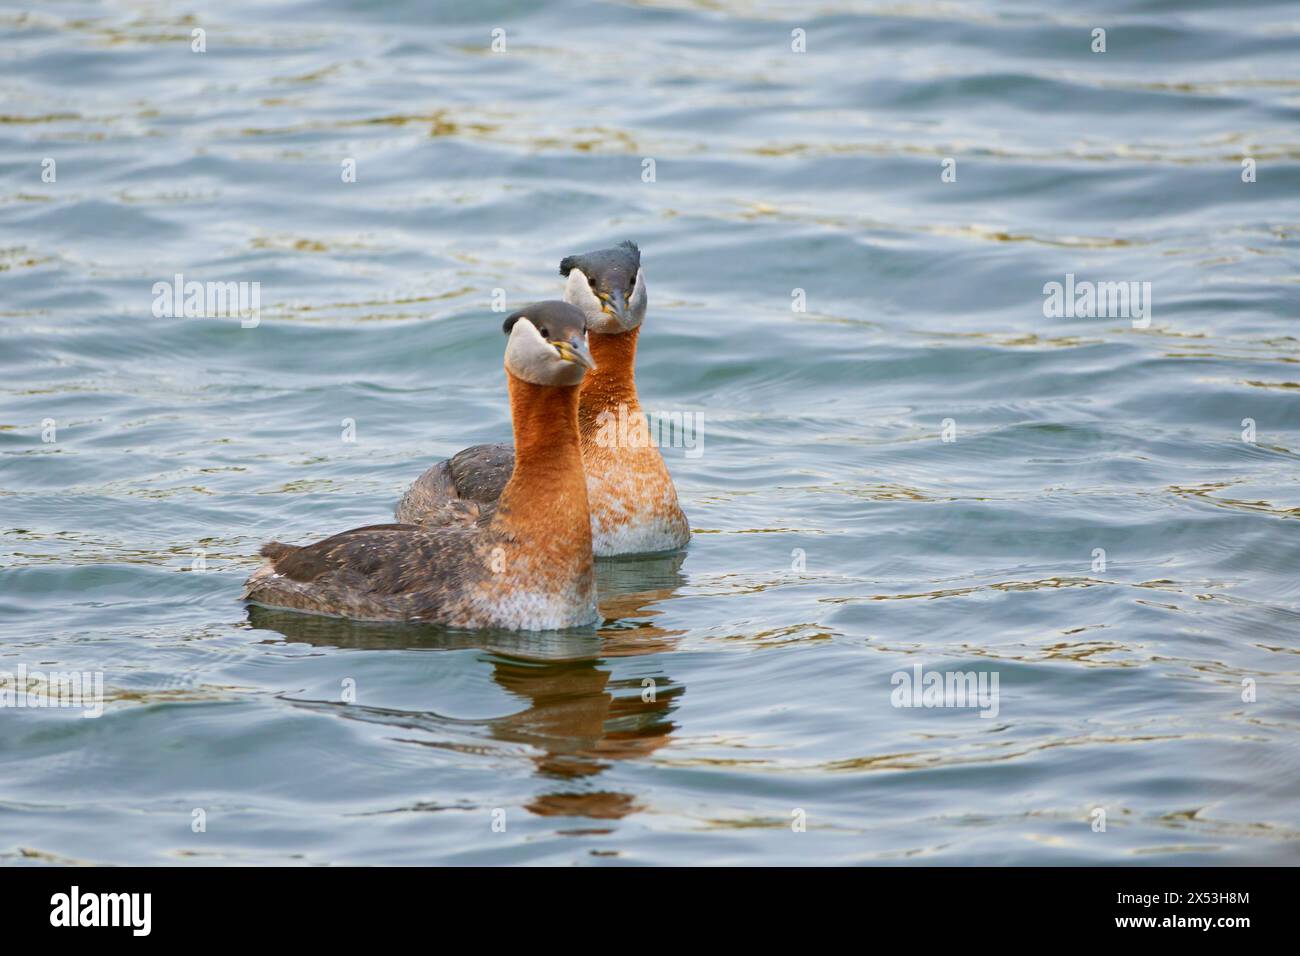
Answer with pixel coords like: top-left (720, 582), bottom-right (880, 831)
top-left (503, 300), bottom-right (595, 386)
top-left (559, 240), bottom-right (646, 334)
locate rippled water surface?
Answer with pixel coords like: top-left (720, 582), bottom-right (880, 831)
top-left (2, 0), bottom-right (1299, 865)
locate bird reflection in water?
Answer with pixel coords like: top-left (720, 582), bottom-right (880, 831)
top-left (246, 550), bottom-right (687, 824)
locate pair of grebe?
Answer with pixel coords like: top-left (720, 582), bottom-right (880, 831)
top-left (243, 242), bottom-right (689, 630)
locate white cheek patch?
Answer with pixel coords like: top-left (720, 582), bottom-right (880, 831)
top-left (504, 317), bottom-right (553, 384)
top-left (504, 315), bottom-right (585, 386)
top-left (627, 267), bottom-right (647, 328)
top-left (564, 267), bottom-right (619, 333)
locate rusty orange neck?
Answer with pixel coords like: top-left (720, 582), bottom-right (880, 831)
top-left (579, 327), bottom-right (641, 433)
top-left (497, 371), bottom-right (588, 533)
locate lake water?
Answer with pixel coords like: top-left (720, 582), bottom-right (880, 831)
top-left (2, 0), bottom-right (1298, 865)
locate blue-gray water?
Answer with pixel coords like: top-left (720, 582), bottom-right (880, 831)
top-left (2, 0), bottom-right (1298, 865)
